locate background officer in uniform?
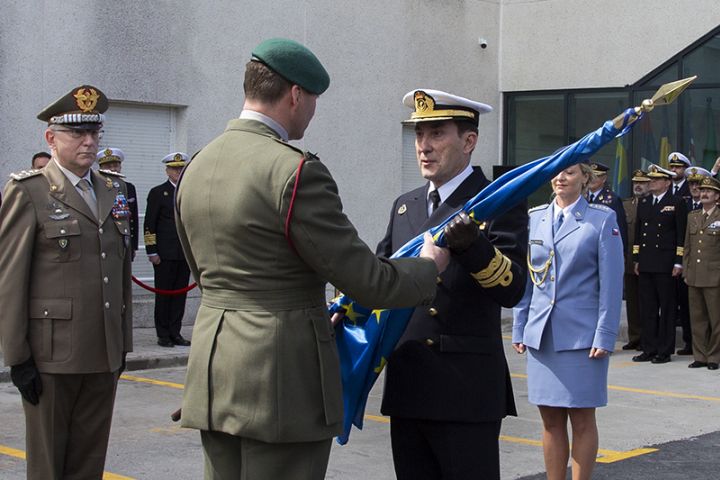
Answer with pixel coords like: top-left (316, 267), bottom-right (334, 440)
top-left (683, 176), bottom-right (720, 371)
top-left (31, 151), bottom-right (51, 169)
top-left (621, 169), bottom-right (650, 350)
top-left (175, 38), bottom-right (448, 480)
top-left (587, 161), bottom-right (627, 251)
top-left (376, 89), bottom-right (528, 480)
top-left (668, 152), bottom-right (694, 355)
top-left (144, 153), bottom-right (192, 347)
top-left (632, 164), bottom-right (687, 364)
top-left (0, 85), bottom-right (132, 479)
top-left (685, 167), bottom-right (712, 212)
top-left (98, 147), bottom-right (139, 259)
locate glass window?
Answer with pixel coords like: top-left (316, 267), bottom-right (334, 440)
top-left (631, 89), bottom-right (678, 172)
top-left (683, 88), bottom-right (720, 170)
top-left (683, 34), bottom-right (720, 84)
top-left (507, 94), bottom-right (564, 206)
top-left (570, 92), bottom-right (631, 197)
top-left (639, 62), bottom-right (679, 88)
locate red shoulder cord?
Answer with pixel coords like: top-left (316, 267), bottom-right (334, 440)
top-left (284, 156), bottom-right (306, 254)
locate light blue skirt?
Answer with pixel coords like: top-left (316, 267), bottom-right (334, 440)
top-left (526, 321), bottom-right (609, 408)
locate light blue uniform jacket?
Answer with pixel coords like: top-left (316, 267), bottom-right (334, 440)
top-left (513, 198), bottom-right (624, 352)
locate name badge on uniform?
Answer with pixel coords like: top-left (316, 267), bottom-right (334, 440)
top-left (661, 206), bottom-right (675, 213)
top-left (530, 239), bottom-right (544, 246)
top-left (112, 194), bottom-right (131, 219)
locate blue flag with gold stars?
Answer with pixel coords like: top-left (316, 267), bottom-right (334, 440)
top-left (331, 109), bottom-right (642, 445)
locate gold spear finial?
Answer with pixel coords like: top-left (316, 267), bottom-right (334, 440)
top-left (613, 75), bottom-right (697, 130)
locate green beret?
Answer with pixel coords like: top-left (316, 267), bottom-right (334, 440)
top-left (251, 38), bottom-right (330, 95)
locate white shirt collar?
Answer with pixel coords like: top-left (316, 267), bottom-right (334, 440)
top-left (703, 205), bottom-right (716, 216)
top-left (553, 195), bottom-right (582, 222)
top-left (240, 109), bottom-right (289, 141)
top-left (427, 163), bottom-right (474, 212)
top-left (673, 178), bottom-right (686, 188)
top-left (53, 158), bottom-right (92, 188)
top-left (654, 191), bottom-right (667, 203)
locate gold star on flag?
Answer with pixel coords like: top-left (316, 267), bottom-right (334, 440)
top-left (373, 356), bottom-right (388, 374)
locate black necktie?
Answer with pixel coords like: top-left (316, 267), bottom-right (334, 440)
top-left (429, 190), bottom-right (441, 213)
top-left (674, 185), bottom-right (680, 195)
top-left (694, 202), bottom-right (700, 210)
top-left (653, 197), bottom-right (659, 206)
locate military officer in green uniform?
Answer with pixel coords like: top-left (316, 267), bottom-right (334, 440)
top-left (0, 85), bottom-right (133, 479)
top-left (176, 38), bottom-right (448, 480)
top-left (682, 176), bottom-right (720, 370)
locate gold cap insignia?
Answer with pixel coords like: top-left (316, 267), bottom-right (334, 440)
top-left (397, 204), bottom-right (407, 215)
top-left (671, 153), bottom-right (678, 161)
top-left (73, 87), bottom-right (100, 113)
top-left (104, 148), bottom-right (113, 156)
top-left (174, 153), bottom-right (182, 162)
top-left (650, 165), bottom-right (658, 173)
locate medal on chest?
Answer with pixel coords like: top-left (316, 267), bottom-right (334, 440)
top-left (112, 193), bottom-right (131, 219)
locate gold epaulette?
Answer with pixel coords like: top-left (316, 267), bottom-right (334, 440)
top-left (144, 232), bottom-right (157, 246)
top-left (9, 169), bottom-right (43, 181)
top-left (472, 247), bottom-right (513, 288)
top-left (676, 246), bottom-right (684, 256)
top-left (99, 169), bottom-right (125, 178)
top-left (632, 245), bottom-right (640, 254)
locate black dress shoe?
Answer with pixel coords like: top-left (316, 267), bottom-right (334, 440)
top-left (651, 354), bottom-right (671, 364)
top-left (632, 352), bottom-right (654, 362)
top-left (677, 346), bottom-right (693, 355)
top-left (688, 361), bottom-right (708, 368)
top-left (171, 336), bottom-right (191, 346)
top-left (157, 337), bottom-right (175, 348)
top-left (708, 363), bottom-right (719, 370)
top-left (622, 342), bottom-right (639, 350)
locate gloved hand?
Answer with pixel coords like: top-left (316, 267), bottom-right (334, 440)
top-left (10, 357), bottom-right (43, 405)
top-left (444, 212), bottom-right (480, 253)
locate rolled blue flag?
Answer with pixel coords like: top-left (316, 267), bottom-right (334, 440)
top-left (332, 108), bottom-right (642, 445)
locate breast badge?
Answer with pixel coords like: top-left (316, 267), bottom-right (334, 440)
top-left (112, 194), bottom-right (131, 219)
top-left (397, 204), bottom-right (407, 215)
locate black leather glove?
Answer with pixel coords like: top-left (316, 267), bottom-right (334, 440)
top-left (444, 212), bottom-right (480, 253)
top-left (10, 357), bottom-right (42, 405)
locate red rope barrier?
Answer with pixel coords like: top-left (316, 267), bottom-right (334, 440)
top-left (132, 276), bottom-right (197, 296)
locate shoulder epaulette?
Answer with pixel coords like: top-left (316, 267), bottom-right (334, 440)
top-left (9, 169), bottom-right (43, 181)
top-left (98, 169), bottom-right (125, 178)
top-left (528, 204), bottom-right (549, 214)
top-left (269, 136), bottom-right (321, 162)
top-left (588, 203), bottom-right (612, 212)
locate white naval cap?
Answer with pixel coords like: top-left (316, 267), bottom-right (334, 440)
top-left (97, 147), bottom-right (125, 165)
top-left (667, 152), bottom-right (691, 167)
top-left (162, 152), bottom-right (189, 167)
top-left (402, 89), bottom-right (492, 125)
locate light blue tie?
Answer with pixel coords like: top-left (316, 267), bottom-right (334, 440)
top-left (554, 212), bottom-right (564, 236)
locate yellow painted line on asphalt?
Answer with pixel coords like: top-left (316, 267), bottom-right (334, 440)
top-left (511, 373), bottom-right (720, 402)
top-left (363, 418), bottom-right (656, 463)
top-left (0, 444), bottom-right (134, 479)
top-left (120, 374), bottom-right (184, 390)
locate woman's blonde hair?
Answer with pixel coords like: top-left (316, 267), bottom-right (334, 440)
top-left (578, 163), bottom-right (596, 195)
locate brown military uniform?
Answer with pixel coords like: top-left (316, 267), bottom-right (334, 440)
top-left (682, 207), bottom-right (720, 364)
top-left (0, 159), bottom-right (133, 478)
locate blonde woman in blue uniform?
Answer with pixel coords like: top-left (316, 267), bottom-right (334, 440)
top-left (513, 163), bottom-right (624, 480)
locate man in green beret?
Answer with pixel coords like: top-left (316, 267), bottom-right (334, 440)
top-left (0, 85), bottom-right (132, 479)
top-left (176, 38), bottom-right (449, 479)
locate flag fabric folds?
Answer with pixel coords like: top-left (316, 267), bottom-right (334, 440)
top-left (639, 115), bottom-right (657, 170)
top-left (612, 137), bottom-right (629, 197)
top-left (331, 109), bottom-right (643, 445)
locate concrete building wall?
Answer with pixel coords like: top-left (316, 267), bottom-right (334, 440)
top-left (499, 0), bottom-right (720, 91)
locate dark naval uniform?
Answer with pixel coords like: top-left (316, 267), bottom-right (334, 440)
top-left (126, 181), bottom-right (139, 252)
top-left (144, 179), bottom-right (190, 342)
top-left (633, 192), bottom-right (687, 361)
top-left (671, 179), bottom-right (693, 353)
top-left (588, 185), bottom-right (628, 251)
top-left (378, 167), bottom-right (528, 479)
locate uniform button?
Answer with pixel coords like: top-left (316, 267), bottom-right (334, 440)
top-left (656, 245), bottom-right (659, 248)
top-left (104, 302), bottom-right (110, 309)
top-left (43, 309), bottom-right (49, 317)
top-left (697, 259), bottom-right (701, 263)
top-left (60, 229), bottom-right (66, 234)
top-left (103, 277), bottom-right (109, 284)
top-left (99, 227), bottom-right (104, 234)
top-left (428, 307), bottom-right (438, 316)
top-left (644, 222), bottom-right (648, 226)
top-left (124, 229), bottom-right (128, 234)
top-left (643, 233), bottom-right (647, 237)
top-left (550, 275), bottom-right (555, 281)
top-left (642, 243), bottom-right (646, 247)
top-left (425, 338), bottom-right (435, 346)
top-left (436, 276), bottom-right (442, 284)
top-left (101, 252), bottom-right (107, 259)
top-left (700, 231), bottom-right (704, 235)
top-left (698, 250), bottom-right (702, 253)
top-left (550, 300), bottom-right (555, 305)
top-left (699, 240), bottom-right (703, 244)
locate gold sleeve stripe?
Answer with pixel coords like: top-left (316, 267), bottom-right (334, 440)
top-left (471, 247), bottom-right (513, 288)
top-left (632, 245), bottom-right (640, 254)
top-left (676, 247), bottom-right (684, 256)
top-left (144, 233), bottom-right (157, 245)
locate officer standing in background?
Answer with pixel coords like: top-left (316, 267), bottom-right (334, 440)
top-left (668, 152), bottom-right (694, 356)
top-left (144, 153), bottom-right (192, 347)
top-left (587, 162), bottom-right (628, 251)
top-left (0, 85), bottom-right (132, 479)
top-left (685, 167), bottom-right (711, 212)
top-left (632, 164), bottom-right (687, 364)
top-left (175, 38), bottom-right (447, 480)
top-left (683, 176), bottom-right (720, 371)
top-left (377, 89), bottom-right (528, 480)
top-left (98, 147), bottom-right (139, 259)
top-left (621, 169), bottom-right (650, 350)
top-left (31, 151), bottom-right (51, 169)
